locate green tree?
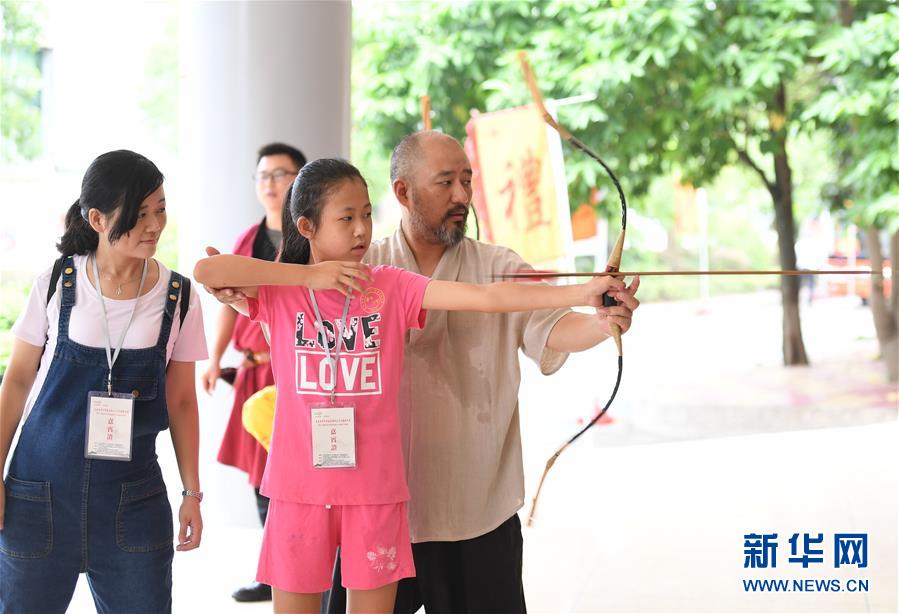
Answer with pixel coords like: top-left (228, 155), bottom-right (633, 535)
top-left (0, 0), bottom-right (43, 161)
top-left (804, 4), bottom-right (899, 381)
top-left (519, 0), bottom-right (838, 366)
top-left (352, 1), bottom-right (547, 200)
top-left (354, 0), bottom-right (898, 367)
top-left (139, 6), bottom-right (178, 156)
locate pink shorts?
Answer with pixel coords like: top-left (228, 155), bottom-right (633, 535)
top-left (257, 499), bottom-right (415, 593)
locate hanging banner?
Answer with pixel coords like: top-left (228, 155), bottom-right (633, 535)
top-left (465, 105), bottom-right (566, 263)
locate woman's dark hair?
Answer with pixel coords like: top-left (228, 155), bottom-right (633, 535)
top-left (279, 158), bottom-right (366, 265)
top-left (57, 150), bottom-right (164, 256)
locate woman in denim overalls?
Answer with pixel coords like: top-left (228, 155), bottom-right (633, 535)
top-left (0, 151), bottom-right (205, 613)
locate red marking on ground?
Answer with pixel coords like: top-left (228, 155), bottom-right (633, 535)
top-left (576, 400), bottom-right (616, 427)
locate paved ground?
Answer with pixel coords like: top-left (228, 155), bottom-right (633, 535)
top-left (65, 291), bottom-right (896, 613)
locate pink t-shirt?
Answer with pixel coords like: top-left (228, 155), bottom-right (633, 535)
top-left (248, 265), bottom-right (429, 505)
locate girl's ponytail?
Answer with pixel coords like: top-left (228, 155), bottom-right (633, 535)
top-left (278, 182), bottom-right (311, 265)
top-left (57, 199), bottom-right (99, 256)
top-left (278, 158), bottom-right (366, 266)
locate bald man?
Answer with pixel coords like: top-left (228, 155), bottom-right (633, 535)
top-left (326, 132), bottom-right (640, 614)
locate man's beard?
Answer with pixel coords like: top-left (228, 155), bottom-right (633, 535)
top-left (408, 198), bottom-right (468, 247)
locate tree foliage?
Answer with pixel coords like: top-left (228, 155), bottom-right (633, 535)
top-left (803, 5), bottom-right (899, 231)
top-left (355, 0), bottom-right (897, 216)
top-left (353, 0), bottom-right (899, 366)
top-left (0, 0), bottom-right (43, 162)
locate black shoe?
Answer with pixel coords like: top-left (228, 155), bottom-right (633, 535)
top-left (231, 582), bottom-right (272, 602)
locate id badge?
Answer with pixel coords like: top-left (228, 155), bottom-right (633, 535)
top-left (85, 391), bottom-right (135, 461)
top-left (311, 403), bottom-right (356, 469)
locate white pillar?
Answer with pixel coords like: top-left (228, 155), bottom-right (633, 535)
top-left (175, 0), bottom-right (351, 528)
top-left (177, 0), bottom-right (352, 271)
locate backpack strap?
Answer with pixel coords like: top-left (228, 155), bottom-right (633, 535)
top-left (47, 257), bottom-right (191, 324)
top-left (179, 278), bottom-right (191, 326)
top-left (46, 256), bottom-right (67, 305)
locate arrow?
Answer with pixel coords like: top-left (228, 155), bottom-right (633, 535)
top-left (497, 269), bottom-right (876, 279)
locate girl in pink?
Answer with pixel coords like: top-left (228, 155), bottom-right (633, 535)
top-left (194, 159), bottom-right (625, 613)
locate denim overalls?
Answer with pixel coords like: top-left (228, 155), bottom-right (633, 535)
top-left (1, 256), bottom-right (185, 614)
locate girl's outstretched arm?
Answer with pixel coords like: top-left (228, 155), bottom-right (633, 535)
top-left (193, 253), bottom-right (371, 298)
top-left (422, 276), bottom-right (626, 313)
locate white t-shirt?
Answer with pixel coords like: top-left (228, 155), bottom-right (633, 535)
top-left (12, 254), bottom-right (208, 416)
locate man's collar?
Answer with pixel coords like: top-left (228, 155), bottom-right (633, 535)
top-left (394, 225), bottom-right (468, 281)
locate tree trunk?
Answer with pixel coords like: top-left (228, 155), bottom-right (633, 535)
top-left (770, 83), bottom-right (809, 366)
top-left (891, 230), bottom-right (899, 382)
top-left (838, 0), bottom-right (854, 27)
top-left (865, 226), bottom-right (899, 382)
top-left (833, 0), bottom-right (895, 379)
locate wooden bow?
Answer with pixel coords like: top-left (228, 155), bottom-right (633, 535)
top-left (518, 51), bottom-right (629, 526)
top-left (515, 53), bottom-right (877, 526)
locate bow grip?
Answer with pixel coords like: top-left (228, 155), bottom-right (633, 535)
top-left (602, 264), bottom-right (624, 356)
top-left (602, 264), bottom-right (620, 308)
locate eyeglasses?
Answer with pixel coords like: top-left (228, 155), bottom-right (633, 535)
top-left (253, 169), bottom-right (298, 184)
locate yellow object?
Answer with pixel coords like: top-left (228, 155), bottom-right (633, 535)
top-left (242, 385), bottom-right (276, 452)
top-left (571, 203), bottom-right (598, 240)
top-left (468, 104), bottom-right (564, 263)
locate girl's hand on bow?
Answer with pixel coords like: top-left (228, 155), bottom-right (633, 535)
top-left (595, 275), bottom-right (640, 335)
top-left (581, 274), bottom-right (626, 308)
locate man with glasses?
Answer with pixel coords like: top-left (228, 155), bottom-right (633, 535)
top-left (200, 142), bottom-right (306, 603)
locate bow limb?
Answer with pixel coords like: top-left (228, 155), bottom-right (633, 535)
top-left (518, 51), bottom-right (628, 526)
top-left (518, 51), bottom-right (573, 140)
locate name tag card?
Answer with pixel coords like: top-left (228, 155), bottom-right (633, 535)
top-left (85, 391), bottom-right (134, 461)
top-left (311, 405), bottom-right (356, 469)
